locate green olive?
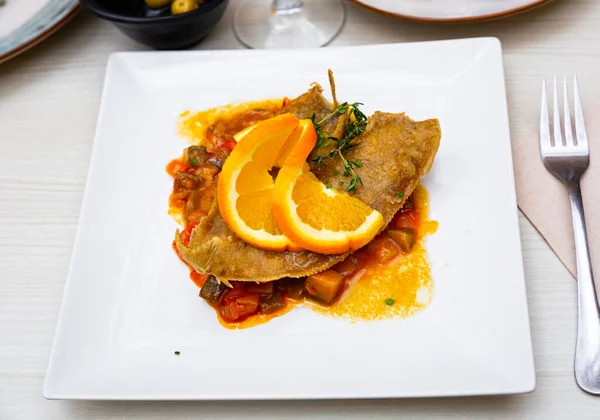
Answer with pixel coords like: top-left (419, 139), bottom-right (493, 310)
top-left (171, 0), bottom-right (199, 14)
top-left (145, 0), bottom-right (171, 9)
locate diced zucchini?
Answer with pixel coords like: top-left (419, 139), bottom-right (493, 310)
top-left (305, 270), bottom-right (345, 305)
top-left (388, 229), bottom-right (416, 253)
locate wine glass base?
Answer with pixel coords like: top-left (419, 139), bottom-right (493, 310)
top-left (233, 0), bottom-right (346, 49)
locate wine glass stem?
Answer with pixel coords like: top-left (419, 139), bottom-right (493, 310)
top-left (272, 0), bottom-right (303, 12)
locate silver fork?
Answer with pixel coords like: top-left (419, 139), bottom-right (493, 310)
top-left (541, 76), bottom-right (600, 395)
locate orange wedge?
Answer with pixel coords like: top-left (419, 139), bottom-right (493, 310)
top-left (218, 114), bottom-right (302, 252)
top-left (273, 122), bottom-right (384, 255)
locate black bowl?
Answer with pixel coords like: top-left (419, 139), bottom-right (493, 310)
top-left (80, 0), bottom-right (229, 50)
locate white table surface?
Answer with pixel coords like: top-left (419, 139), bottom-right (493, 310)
top-left (1, 0), bottom-right (600, 418)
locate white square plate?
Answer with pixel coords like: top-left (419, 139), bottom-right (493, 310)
top-left (44, 38), bottom-right (535, 400)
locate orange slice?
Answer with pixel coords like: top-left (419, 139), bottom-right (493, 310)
top-left (218, 114), bottom-right (302, 252)
top-left (273, 122), bottom-right (384, 255)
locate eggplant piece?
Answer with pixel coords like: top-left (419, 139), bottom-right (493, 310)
top-left (207, 149), bottom-right (230, 169)
top-left (388, 229), bottom-right (417, 253)
top-left (199, 275), bottom-right (227, 305)
top-left (247, 282), bottom-right (274, 296)
top-left (186, 146), bottom-right (208, 167)
top-left (276, 277), bottom-right (305, 300)
top-left (305, 270), bottom-right (344, 305)
top-left (259, 290), bottom-right (285, 314)
top-left (174, 172), bottom-right (200, 191)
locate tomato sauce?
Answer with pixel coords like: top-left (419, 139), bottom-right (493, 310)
top-left (167, 101), bottom-right (436, 329)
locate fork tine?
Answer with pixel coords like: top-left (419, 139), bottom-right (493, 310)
top-left (540, 78), bottom-right (551, 150)
top-left (553, 76), bottom-right (563, 146)
top-left (573, 75), bottom-right (589, 150)
top-left (563, 77), bottom-right (574, 146)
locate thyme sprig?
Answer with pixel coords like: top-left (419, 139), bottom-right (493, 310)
top-left (311, 102), bottom-right (368, 193)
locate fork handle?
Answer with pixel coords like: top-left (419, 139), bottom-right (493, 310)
top-left (567, 181), bottom-right (600, 395)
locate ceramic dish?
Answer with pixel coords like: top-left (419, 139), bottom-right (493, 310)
top-left (0, 0), bottom-right (78, 64)
top-left (350, 0), bottom-right (551, 22)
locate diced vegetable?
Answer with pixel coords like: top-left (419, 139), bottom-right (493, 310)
top-left (388, 229), bottom-right (417, 253)
top-left (259, 290), bottom-right (286, 314)
top-left (199, 275), bottom-right (227, 305)
top-left (174, 172), bottom-right (200, 191)
top-left (184, 190), bottom-right (206, 220)
top-left (276, 277), bottom-right (305, 300)
top-left (305, 270), bottom-right (345, 305)
top-left (220, 293), bottom-right (260, 322)
top-left (166, 159), bottom-right (189, 177)
top-left (247, 282), bottom-right (273, 296)
top-left (198, 193), bottom-right (215, 213)
top-left (185, 146), bottom-right (208, 167)
top-left (194, 164), bottom-right (220, 183)
top-left (237, 294), bottom-right (260, 313)
top-left (207, 149), bottom-right (230, 169)
top-left (392, 208), bottom-right (420, 231)
top-left (367, 237), bottom-right (400, 264)
top-left (221, 282), bottom-right (247, 303)
top-left (333, 256), bottom-right (363, 278)
top-left (221, 141), bottom-right (237, 152)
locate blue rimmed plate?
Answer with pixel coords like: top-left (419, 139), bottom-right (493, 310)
top-left (0, 0), bottom-right (79, 64)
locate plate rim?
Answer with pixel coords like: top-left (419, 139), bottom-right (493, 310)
top-left (0, 1), bottom-right (80, 65)
top-left (348, 0), bottom-right (553, 23)
top-left (44, 37), bottom-right (536, 400)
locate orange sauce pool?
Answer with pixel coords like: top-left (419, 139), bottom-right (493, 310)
top-left (168, 100), bottom-right (437, 329)
top-left (314, 185), bottom-right (437, 322)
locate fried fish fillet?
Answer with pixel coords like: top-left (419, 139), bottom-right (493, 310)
top-left (175, 105), bottom-right (441, 282)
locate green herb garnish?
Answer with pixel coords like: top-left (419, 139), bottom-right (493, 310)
top-left (189, 157), bottom-right (199, 167)
top-left (311, 102), bottom-right (368, 193)
top-left (385, 299), bottom-right (395, 306)
top-left (396, 191), bottom-right (404, 197)
top-left (174, 351), bottom-right (181, 356)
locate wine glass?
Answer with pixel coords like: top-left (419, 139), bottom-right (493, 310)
top-left (233, 0), bottom-right (346, 49)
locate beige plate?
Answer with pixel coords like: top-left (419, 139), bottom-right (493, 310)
top-left (350, 0), bottom-right (552, 22)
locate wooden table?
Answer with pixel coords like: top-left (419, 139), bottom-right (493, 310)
top-left (1, 0), bottom-right (600, 418)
